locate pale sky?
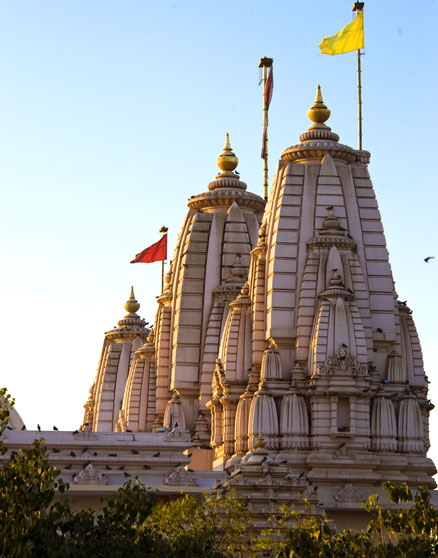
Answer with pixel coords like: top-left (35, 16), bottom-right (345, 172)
top-left (1, 1), bottom-right (437, 468)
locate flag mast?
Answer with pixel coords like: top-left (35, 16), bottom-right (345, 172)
top-left (353, 2), bottom-right (364, 150)
top-left (259, 56), bottom-right (273, 202)
top-left (158, 225), bottom-right (168, 293)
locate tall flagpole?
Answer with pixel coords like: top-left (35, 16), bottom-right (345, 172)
top-left (259, 56), bottom-right (273, 202)
top-left (353, 2), bottom-right (364, 150)
top-left (159, 225), bottom-right (168, 293)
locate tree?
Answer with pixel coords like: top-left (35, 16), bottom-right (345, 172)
top-left (146, 491), bottom-right (254, 558)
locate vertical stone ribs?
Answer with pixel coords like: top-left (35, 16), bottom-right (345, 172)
top-left (171, 212), bottom-right (212, 397)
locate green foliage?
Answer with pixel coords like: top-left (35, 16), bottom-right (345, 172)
top-left (147, 490), bottom-right (253, 557)
top-left (0, 388), bottom-right (14, 455)
top-left (0, 439), bottom-right (69, 557)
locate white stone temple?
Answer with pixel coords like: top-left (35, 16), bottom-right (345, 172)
top-left (3, 87), bottom-right (435, 527)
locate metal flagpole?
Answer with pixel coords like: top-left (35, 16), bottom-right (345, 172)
top-left (258, 57), bottom-right (273, 202)
top-left (159, 225), bottom-right (168, 293)
top-left (353, 2), bottom-right (364, 150)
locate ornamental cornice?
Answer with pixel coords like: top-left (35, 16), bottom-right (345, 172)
top-left (117, 315), bottom-right (147, 328)
top-left (281, 140), bottom-right (357, 164)
top-left (213, 284), bottom-right (242, 301)
top-left (187, 189), bottom-right (265, 213)
top-left (318, 288), bottom-right (354, 302)
top-left (398, 302), bottom-right (413, 315)
top-left (105, 328), bottom-right (148, 342)
top-left (135, 343), bottom-right (155, 358)
top-left (307, 236), bottom-right (356, 251)
top-left (229, 294), bottom-right (251, 308)
top-left (207, 176), bottom-right (247, 191)
top-left (250, 243), bottom-right (267, 259)
top-left (157, 291), bottom-right (172, 305)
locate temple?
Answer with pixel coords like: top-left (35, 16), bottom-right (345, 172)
top-left (3, 87), bottom-right (435, 527)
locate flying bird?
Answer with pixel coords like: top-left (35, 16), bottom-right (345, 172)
top-left (424, 256), bottom-right (435, 263)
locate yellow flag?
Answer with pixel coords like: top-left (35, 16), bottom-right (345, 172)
top-left (319, 11), bottom-right (364, 55)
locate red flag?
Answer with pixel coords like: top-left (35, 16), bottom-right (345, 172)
top-left (265, 66), bottom-right (273, 110)
top-left (130, 234), bottom-right (167, 264)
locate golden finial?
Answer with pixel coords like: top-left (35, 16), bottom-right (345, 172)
top-left (307, 85), bottom-right (331, 124)
top-left (217, 132), bottom-right (238, 174)
top-left (255, 432), bottom-right (266, 449)
top-left (124, 286), bottom-right (140, 314)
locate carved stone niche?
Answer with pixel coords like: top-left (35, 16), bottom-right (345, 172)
top-left (318, 346), bottom-right (367, 377)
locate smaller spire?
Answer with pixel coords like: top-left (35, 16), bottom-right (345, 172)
top-left (307, 85), bottom-right (331, 125)
top-left (124, 286), bottom-right (140, 315)
top-left (217, 132), bottom-right (239, 175)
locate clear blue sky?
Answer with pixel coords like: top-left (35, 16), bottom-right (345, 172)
top-left (1, 1), bottom-right (437, 465)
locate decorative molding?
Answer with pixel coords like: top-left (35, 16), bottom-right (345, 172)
top-left (165, 468), bottom-right (198, 486)
top-left (164, 428), bottom-right (191, 442)
top-left (74, 463), bottom-right (107, 485)
top-left (318, 347), bottom-right (367, 377)
top-left (332, 446), bottom-right (351, 459)
top-left (334, 483), bottom-right (362, 503)
top-left (74, 428), bottom-right (98, 441)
